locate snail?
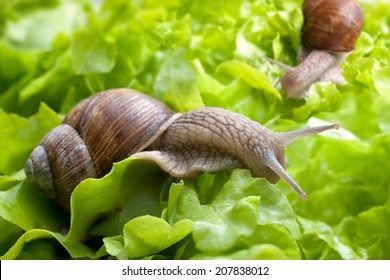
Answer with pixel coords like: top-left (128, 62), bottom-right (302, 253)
top-left (25, 88), bottom-right (339, 212)
top-left (269, 0), bottom-right (364, 98)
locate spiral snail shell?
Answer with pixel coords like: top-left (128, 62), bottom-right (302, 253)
top-left (301, 0), bottom-right (364, 52)
top-left (25, 88), bottom-right (339, 212)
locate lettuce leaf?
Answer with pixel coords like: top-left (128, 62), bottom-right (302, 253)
top-left (1, 0), bottom-right (390, 260)
top-left (0, 103), bottom-right (61, 175)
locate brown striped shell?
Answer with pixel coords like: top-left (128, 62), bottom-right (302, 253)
top-left (24, 89), bottom-right (178, 212)
top-left (301, 0), bottom-right (364, 52)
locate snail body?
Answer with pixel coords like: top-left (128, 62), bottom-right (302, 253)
top-left (276, 0), bottom-right (364, 98)
top-left (25, 88), bottom-right (339, 212)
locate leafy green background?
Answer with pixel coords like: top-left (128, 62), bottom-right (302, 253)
top-left (1, 0), bottom-right (389, 260)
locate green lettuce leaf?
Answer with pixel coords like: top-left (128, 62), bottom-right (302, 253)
top-left (166, 170), bottom-right (300, 259)
top-left (70, 27), bottom-right (117, 75)
top-left (356, 197), bottom-right (390, 259)
top-left (0, 103), bottom-right (61, 175)
top-left (216, 60), bottom-right (281, 99)
top-left (66, 158), bottom-right (169, 244)
top-left (1, 229), bottom-right (94, 260)
top-left (298, 216), bottom-right (365, 260)
top-left (0, 158), bottom-right (171, 259)
top-left (122, 216), bottom-right (193, 258)
top-left (1, 0), bottom-right (390, 260)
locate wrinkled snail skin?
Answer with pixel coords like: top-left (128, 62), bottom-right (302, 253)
top-left (134, 107), bottom-right (287, 182)
top-left (280, 49), bottom-right (349, 98)
top-left (297, 46), bottom-right (350, 85)
top-left (25, 88), bottom-right (339, 212)
top-left (280, 0), bottom-right (364, 98)
top-left (134, 107), bottom-right (339, 198)
top-left (136, 109), bottom-right (339, 198)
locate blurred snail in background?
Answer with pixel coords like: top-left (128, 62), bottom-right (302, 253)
top-left (25, 88), bottom-right (339, 212)
top-left (270, 0), bottom-right (364, 98)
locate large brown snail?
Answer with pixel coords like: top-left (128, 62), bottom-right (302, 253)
top-left (25, 88), bottom-right (339, 212)
top-left (274, 0), bottom-right (365, 98)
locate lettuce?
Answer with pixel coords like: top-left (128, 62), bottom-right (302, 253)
top-left (1, 0), bottom-right (390, 260)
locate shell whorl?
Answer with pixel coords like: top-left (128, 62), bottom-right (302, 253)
top-left (24, 146), bottom-right (55, 199)
top-left (63, 89), bottom-right (177, 176)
